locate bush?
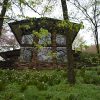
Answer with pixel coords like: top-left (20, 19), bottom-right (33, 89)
top-left (0, 80), bottom-right (6, 91)
top-left (32, 71), bottom-right (62, 90)
top-left (92, 76), bottom-right (100, 85)
top-left (4, 92), bottom-right (15, 100)
top-left (83, 70), bottom-right (100, 85)
top-left (79, 67), bottom-right (86, 77)
top-left (67, 93), bottom-right (79, 100)
top-left (36, 81), bottom-right (48, 90)
top-left (20, 83), bottom-right (28, 92)
top-left (79, 53), bottom-right (100, 67)
top-left (0, 68), bottom-right (100, 100)
top-left (97, 70), bottom-right (100, 75)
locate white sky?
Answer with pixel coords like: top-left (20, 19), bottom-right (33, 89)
top-left (1, 0), bottom-right (100, 45)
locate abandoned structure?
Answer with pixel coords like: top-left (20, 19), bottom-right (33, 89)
top-left (0, 17), bottom-right (81, 68)
top-left (0, 49), bottom-right (20, 68)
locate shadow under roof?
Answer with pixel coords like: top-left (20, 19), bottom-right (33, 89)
top-left (9, 17), bottom-right (81, 45)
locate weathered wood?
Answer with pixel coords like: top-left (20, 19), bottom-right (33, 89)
top-left (8, 17), bottom-right (80, 70)
top-left (9, 18), bottom-right (80, 45)
top-left (51, 31), bottom-right (57, 67)
top-left (0, 49), bottom-right (20, 60)
top-left (32, 35), bottom-right (39, 65)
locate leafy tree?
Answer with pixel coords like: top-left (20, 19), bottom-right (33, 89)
top-left (0, 0), bottom-right (9, 35)
top-left (0, 0), bottom-right (55, 50)
top-left (70, 0), bottom-right (100, 54)
top-left (73, 34), bottom-right (88, 51)
top-left (0, 0), bottom-right (79, 85)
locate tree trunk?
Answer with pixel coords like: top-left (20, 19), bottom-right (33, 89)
top-left (96, 40), bottom-right (99, 54)
top-left (66, 37), bottom-right (76, 84)
top-left (95, 28), bottom-right (99, 54)
top-left (61, 0), bottom-right (69, 20)
top-left (0, 0), bottom-right (9, 35)
top-left (61, 0), bottom-right (76, 84)
top-left (94, 0), bottom-right (99, 54)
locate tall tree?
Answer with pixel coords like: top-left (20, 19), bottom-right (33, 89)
top-left (61, 0), bottom-right (76, 84)
top-left (0, 0), bottom-right (9, 35)
top-left (72, 34), bottom-right (88, 51)
top-left (70, 0), bottom-right (100, 54)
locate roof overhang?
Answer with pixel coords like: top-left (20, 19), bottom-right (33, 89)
top-left (0, 49), bottom-right (20, 60)
top-left (9, 17), bottom-right (81, 46)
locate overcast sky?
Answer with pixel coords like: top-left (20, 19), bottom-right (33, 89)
top-left (1, 0), bottom-right (100, 45)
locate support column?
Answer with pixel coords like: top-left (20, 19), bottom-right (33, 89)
top-left (32, 35), bottom-right (39, 66)
top-left (51, 31), bottom-right (57, 67)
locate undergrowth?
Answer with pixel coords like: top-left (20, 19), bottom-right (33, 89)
top-left (0, 67), bottom-right (100, 100)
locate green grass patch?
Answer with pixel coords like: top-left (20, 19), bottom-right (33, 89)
top-left (0, 67), bottom-right (100, 100)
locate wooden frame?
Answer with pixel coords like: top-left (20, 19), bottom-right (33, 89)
top-left (9, 17), bottom-right (81, 67)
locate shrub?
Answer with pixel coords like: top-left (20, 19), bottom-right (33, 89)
top-left (67, 93), bottom-right (79, 100)
top-left (20, 83), bottom-right (28, 92)
top-left (83, 70), bottom-right (100, 84)
top-left (97, 70), bottom-right (100, 75)
top-left (79, 67), bottom-right (86, 77)
top-left (0, 80), bottom-right (6, 91)
top-left (79, 53), bottom-right (100, 67)
top-left (4, 92), bottom-right (15, 100)
top-left (92, 76), bottom-right (100, 85)
top-left (24, 86), bottom-right (45, 100)
top-left (36, 81), bottom-right (48, 90)
top-left (46, 74), bottom-right (61, 86)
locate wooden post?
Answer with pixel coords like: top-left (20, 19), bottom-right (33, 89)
top-left (32, 35), bottom-right (39, 66)
top-left (51, 31), bottom-right (57, 67)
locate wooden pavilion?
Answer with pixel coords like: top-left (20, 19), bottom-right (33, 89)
top-left (8, 17), bottom-right (81, 68)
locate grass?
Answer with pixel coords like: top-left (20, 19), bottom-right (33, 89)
top-left (0, 66), bottom-right (100, 100)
